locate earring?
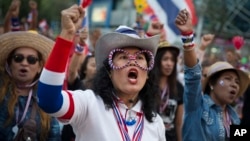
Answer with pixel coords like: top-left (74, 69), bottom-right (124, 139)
top-left (210, 86), bottom-right (213, 90)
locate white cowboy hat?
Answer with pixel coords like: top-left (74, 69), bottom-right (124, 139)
top-left (95, 25), bottom-right (160, 70)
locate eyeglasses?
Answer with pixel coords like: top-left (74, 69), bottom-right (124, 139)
top-left (12, 54), bottom-right (40, 65)
top-left (108, 48), bottom-right (154, 71)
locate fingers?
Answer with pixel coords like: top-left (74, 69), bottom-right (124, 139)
top-left (203, 34), bottom-right (215, 41)
top-left (78, 7), bottom-right (85, 21)
top-left (151, 21), bottom-right (163, 30)
top-left (175, 9), bottom-right (189, 25)
top-left (60, 4), bottom-right (86, 40)
top-left (79, 27), bottom-right (88, 39)
top-left (61, 5), bottom-right (80, 23)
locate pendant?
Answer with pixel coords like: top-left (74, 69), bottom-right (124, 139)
top-left (125, 118), bottom-right (136, 126)
top-left (12, 125), bottom-right (18, 138)
top-left (125, 110), bottom-right (137, 126)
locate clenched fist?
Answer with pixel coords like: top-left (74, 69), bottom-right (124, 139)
top-left (175, 9), bottom-right (193, 34)
top-left (60, 5), bottom-right (85, 41)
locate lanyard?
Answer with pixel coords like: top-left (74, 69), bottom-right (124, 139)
top-left (112, 100), bottom-right (144, 141)
top-left (159, 85), bottom-right (169, 114)
top-left (223, 109), bottom-right (231, 138)
top-left (15, 89), bottom-right (33, 125)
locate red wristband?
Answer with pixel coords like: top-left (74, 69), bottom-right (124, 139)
top-left (181, 31), bottom-right (193, 36)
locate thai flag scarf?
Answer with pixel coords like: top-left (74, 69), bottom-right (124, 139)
top-left (112, 100), bottom-right (144, 141)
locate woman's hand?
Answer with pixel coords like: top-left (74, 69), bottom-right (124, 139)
top-left (79, 27), bottom-right (88, 45)
top-left (60, 5), bottom-right (85, 41)
top-left (175, 9), bottom-right (193, 34)
top-left (200, 34), bottom-right (215, 51)
top-left (9, 0), bottom-right (21, 17)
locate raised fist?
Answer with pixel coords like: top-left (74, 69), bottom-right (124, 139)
top-left (61, 5), bottom-right (85, 38)
top-left (175, 9), bottom-right (193, 33)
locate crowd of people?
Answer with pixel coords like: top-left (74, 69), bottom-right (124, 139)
top-left (0, 1), bottom-right (250, 141)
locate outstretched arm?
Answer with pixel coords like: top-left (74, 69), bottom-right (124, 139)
top-left (197, 34), bottom-right (215, 63)
top-left (4, 0), bottom-right (21, 32)
top-left (68, 27), bottom-right (88, 85)
top-left (37, 5), bottom-right (85, 120)
top-left (28, 0), bottom-right (38, 30)
top-left (175, 9), bottom-right (203, 112)
top-left (175, 9), bottom-right (197, 67)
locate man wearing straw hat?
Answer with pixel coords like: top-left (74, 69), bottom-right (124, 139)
top-left (0, 31), bottom-right (61, 140)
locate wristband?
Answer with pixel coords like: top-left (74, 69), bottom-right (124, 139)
top-left (183, 41), bottom-right (195, 47)
top-left (181, 32), bottom-right (195, 51)
top-left (75, 44), bottom-right (89, 55)
top-left (11, 17), bottom-right (21, 31)
top-left (183, 44), bottom-right (195, 51)
top-left (181, 31), bottom-right (193, 36)
top-left (182, 36), bottom-right (194, 43)
top-left (75, 44), bottom-right (85, 54)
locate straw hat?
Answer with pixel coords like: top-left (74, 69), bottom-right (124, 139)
top-left (0, 31), bottom-right (54, 66)
top-left (202, 61), bottom-right (249, 96)
top-left (95, 25), bottom-right (160, 70)
top-left (157, 41), bottom-right (180, 55)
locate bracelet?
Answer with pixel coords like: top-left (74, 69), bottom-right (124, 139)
top-left (181, 32), bottom-right (195, 51)
top-left (183, 44), bottom-right (195, 51)
top-left (75, 44), bottom-right (85, 54)
top-left (182, 36), bottom-right (194, 43)
top-left (181, 31), bottom-right (193, 36)
top-left (11, 17), bottom-right (21, 31)
top-left (183, 41), bottom-right (195, 47)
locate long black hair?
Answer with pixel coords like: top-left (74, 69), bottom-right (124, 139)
top-left (92, 58), bottom-right (159, 122)
top-left (79, 54), bottom-right (95, 80)
top-left (149, 48), bottom-right (179, 98)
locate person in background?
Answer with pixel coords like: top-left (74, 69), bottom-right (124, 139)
top-left (78, 54), bottom-right (96, 89)
top-left (149, 41), bottom-right (184, 141)
top-left (0, 31), bottom-right (61, 141)
top-left (201, 60), bottom-right (211, 85)
top-left (37, 4), bottom-right (166, 141)
top-left (4, 0), bottom-right (21, 32)
top-left (4, 0), bottom-right (38, 32)
top-left (225, 48), bottom-right (241, 69)
top-left (175, 9), bottom-right (250, 141)
top-left (67, 27), bottom-right (89, 90)
top-left (196, 34), bottom-right (215, 64)
top-left (27, 0), bottom-right (38, 31)
top-left (89, 27), bottom-right (102, 54)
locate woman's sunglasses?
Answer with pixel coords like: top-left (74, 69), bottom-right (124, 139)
top-left (12, 54), bottom-right (40, 65)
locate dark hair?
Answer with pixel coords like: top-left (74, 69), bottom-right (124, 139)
top-left (92, 58), bottom-right (159, 122)
top-left (204, 69), bottom-right (238, 94)
top-left (149, 48), bottom-right (179, 99)
top-left (79, 54), bottom-right (95, 80)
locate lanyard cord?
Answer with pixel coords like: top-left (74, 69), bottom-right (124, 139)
top-left (112, 100), bottom-right (144, 141)
top-left (15, 89), bottom-right (33, 125)
top-left (223, 109), bottom-right (231, 138)
top-left (159, 85), bottom-right (169, 114)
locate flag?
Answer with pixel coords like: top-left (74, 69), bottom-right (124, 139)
top-left (145, 0), bottom-right (198, 43)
